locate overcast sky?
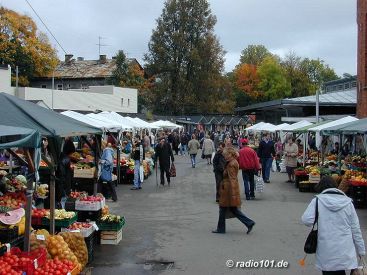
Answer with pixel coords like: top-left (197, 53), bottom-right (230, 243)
top-left (1, 0), bottom-right (357, 76)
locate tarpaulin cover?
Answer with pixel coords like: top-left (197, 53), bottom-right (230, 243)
top-left (0, 93), bottom-right (101, 137)
top-left (0, 125), bottom-right (41, 149)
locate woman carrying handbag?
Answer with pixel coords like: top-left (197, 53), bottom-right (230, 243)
top-left (301, 176), bottom-right (365, 275)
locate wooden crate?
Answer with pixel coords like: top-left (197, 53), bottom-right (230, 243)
top-left (308, 174), bottom-right (320, 184)
top-left (74, 167), bottom-right (96, 179)
top-left (100, 229), bottom-right (122, 245)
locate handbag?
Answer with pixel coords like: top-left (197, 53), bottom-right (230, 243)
top-left (304, 197), bottom-right (318, 254)
top-left (352, 258), bottom-right (367, 275)
top-left (169, 163), bottom-right (176, 177)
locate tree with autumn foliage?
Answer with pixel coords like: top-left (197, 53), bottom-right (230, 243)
top-left (234, 63), bottom-right (260, 99)
top-left (0, 7), bottom-right (58, 86)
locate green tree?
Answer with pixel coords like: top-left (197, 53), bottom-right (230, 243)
top-left (299, 58), bottom-right (339, 94)
top-left (239, 45), bottom-right (272, 66)
top-left (0, 7), bottom-right (58, 86)
top-left (144, 0), bottom-right (230, 115)
top-left (110, 50), bottom-right (129, 86)
top-left (257, 56), bottom-right (291, 100)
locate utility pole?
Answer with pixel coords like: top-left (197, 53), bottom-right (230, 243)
top-left (15, 66), bottom-right (18, 97)
top-left (52, 71), bottom-right (54, 110)
top-left (316, 89), bottom-right (320, 123)
top-left (96, 36), bottom-right (109, 56)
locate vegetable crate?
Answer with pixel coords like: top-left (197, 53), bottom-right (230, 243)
top-left (0, 226), bottom-right (18, 243)
top-left (61, 223), bottom-right (95, 238)
top-left (74, 167), bottom-right (96, 179)
top-left (31, 216), bottom-right (43, 226)
top-left (350, 185), bottom-right (367, 209)
top-left (97, 217), bottom-right (125, 231)
top-left (308, 174), bottom-right (321, 184)
top-left (298, 181), bottom-right (316, 193)
top-left (65, 198), bottom-right (76, 211)
top-left (100, 229), bottom-right (122, 245)
top-left (42, 214), bottom-right (77, 228)
top-left (75, 198), bottom-right (105, 211)
top-left (85, 231), bottom-right (96, 264)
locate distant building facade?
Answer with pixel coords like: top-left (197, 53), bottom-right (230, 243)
top-left (29, 54), bottom-right (144, 91)
top-left (322, 75), bottom-right (357, 93)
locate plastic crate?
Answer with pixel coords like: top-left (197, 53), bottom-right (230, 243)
top-left (31, 216), bottom-right (44, 226)
top-left (75, 198), bottom-right (105, 211)
top-left (97, 217), bottom-right (125, 231)
top-left (11, 247), bottom-right (47, 275)
top-left (77, 209), bottom-right (102, 222)
top-left (298, 181), bottom-right (316, 193)
top-left (0, 226), bottom-right (19, 243)
top-left (42, 214), bottom-right (77, 228)
top-left (85, 232), bottom-right (95, 264)
top-left (61, 223), bottom-right (95, 238)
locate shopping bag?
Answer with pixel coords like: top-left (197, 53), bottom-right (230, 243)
top-left (169, 163), bottom-right (176, 177)
top-left (271, 159), bottom-right (277, 172)
top-left (255, 176), bottom-right (264, 192)
top-left (139, 165), bottom-right (144, 183)
top-left (211, 152), bottom-right (215, 163)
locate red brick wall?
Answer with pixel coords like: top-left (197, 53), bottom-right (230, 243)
top-left (357, 0), bottom-right (367, 118)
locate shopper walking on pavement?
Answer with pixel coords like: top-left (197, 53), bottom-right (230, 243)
top-left (202, 135), bottom-right (215, 165)
top-left (257, 132), bottom-right (275, 183)
top-left (172, 132), bottom-right (180, 155)
top-left (188, 134), bottom-right (200, 168)
top-left (302, 176), bottom-right (365, 275)
top-left (100, 142), bottom-right (118, 201)
top-left (131, 137), bottom-right (144, 190)
top-left (155, 137), bottom-right (174, 186)
top-left (283, 137), bottom-right (298, 183)
top-left (212, 147), bottom-right (255, 234)
top-left (212, 142), bottom-right (226, 203)
top-left (238, 138), bottom-right (261, 200)
top-left (179, 132), bottom-right (188, 156)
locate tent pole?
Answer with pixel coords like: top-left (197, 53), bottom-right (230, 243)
top-left (23, 149), bottom-right (35, 252)
top-left (303, 133), bottom-right (307, 167)
top-left (50, 167), bottom-right (56, 235)
top-left (338, 133), bottom-right (342, 174)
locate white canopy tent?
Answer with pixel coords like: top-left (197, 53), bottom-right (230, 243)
top-left (86, 113), bottom-right (132, 130)
top-left (245, 122), bottom-right (267, 131)
top-left (95, 111), bottom-right (137, 129)
top-left (151, 120), bottom-right (183, 129)
top-left (308, 116), bottom-right (359, 149)
top-left (282, 120), bottom-right (313, 131)
top-left (253, 123), bottom-right (276, 132)
top-left (61, 111), bottom-right (123, 132)
top-left (133, 117), bottom-right (160, 129)
top-left (273, 123), bottom-right (290, 131)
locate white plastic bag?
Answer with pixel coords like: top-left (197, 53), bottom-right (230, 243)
top-left (271, 159), bottom-right (277, 172)
top-left (139, 165), bottom-right (144, 183)
top-left (211, 152), bottom-right (215, 163)
top-left (255, 176), bottom-right (264, 193)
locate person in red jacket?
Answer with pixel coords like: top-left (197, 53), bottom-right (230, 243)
top-left (238, 138), bottom-right (261, 200)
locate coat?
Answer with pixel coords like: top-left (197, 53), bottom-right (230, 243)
top-left (155, 142), bottom-right (174, 170)
top-left (219, 159), bottom-right (241, 207)
top-left (212, 149), bottom-right (226, 174)
top-left (202, 138), bottom-right (215, 156)
top-left (283, 142), bottom-right (298, 167)
top-left (302, 188), bottom-right (365, 271)
top-left (188, 139), bottom-right (200, 155)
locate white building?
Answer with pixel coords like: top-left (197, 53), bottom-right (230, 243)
top-left (0, 65), bottom-right (138, 113)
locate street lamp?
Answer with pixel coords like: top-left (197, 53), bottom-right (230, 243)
top-left (52, 70), bottom-right (54, 110)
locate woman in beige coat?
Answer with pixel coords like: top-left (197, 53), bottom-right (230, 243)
top-left (212, 147), bottom-right (255, 234)
top-left (283, 137), bottom-right (298, 183)
top-left (202, 135), bottom-right (215, 164)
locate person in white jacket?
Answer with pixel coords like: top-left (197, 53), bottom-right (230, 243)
top-left (302, 176), bottom-right (365, 275)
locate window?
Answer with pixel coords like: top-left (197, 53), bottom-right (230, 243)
top-left (67, 84), bottom-right (71, 89)
top-left (57, 84), bottom-right (63, 90)
top-left (338, 84), bottom-right (343, 90)
top-left (352, 81), bottom-right (357, 88)
top-left (81, 84), bottom-right (88, 90)
top-left (332, 85), bottom-right (337, 91)
top-left (344, 83), bottom-right (350, 90)
top-left (121, 98), bottom-right (124, 107)
top-left (128, 99), bottom-right (130, 107)
top-left (41, 84), bottom-right (47, 89)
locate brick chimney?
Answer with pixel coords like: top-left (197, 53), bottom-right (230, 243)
top-left (99, 55), bottom-right (107, 64)
top-left (65, 54), bottom-right (73, 63)
top-left (357, 0), bottom-right (367, 118)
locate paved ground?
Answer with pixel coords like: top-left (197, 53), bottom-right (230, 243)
top-left (92, 154), bottom-right (367, 275)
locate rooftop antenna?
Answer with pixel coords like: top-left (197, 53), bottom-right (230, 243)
top-left (96, 36), bottom-right (110, 56)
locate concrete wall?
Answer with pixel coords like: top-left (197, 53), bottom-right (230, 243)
top-left (0, 65), bottom-right (12, 93)
top-left (30, 78), bottom-right (108, 90)
top-left (17, 86), bottom-right (137, 113)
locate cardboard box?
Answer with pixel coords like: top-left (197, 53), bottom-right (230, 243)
top-left (74, 167), bottom-right (96, 179)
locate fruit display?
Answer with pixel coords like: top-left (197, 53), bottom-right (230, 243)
top-left (46, 209), bottom-right (76, 220)
top-left (0, 253), bottom-right (28, 275)
top-left (34, 259), bottom-right (77, 275)
top-left (59, 232), bottom-right (88, 269)
top-left (46, 235), bottom-right (81, 270)
top-left (0, 170), bottom-right (7, 176)
top-left (1, 175), bottom-right (27, 192)
top-left (32, 209), bottom-right (50, 218)
top-left (0, 192), bottom-right (26, 209)
top-left (39, 160), bottom-right (48, 167)
top-left (100, 214), bottom-right (121, 223)
top-left (36, 184), bottom-right (49, 198)
top-left (102, 205), bottom-right (109, 216)
top-left (69, 191), bottom-right (85, 199)
top-left (69, 152), bottom-right (82, 161)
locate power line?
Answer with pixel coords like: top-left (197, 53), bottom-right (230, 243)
top-left (24, 0), bottom-right (67, 54)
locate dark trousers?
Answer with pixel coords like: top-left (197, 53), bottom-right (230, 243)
top-left (217, 207), bottom-right (254, 233)
top-left (242, 170), bottom-right (255, 199)
top-left (103, 181), bottom-right (117, 201)
top-left (160, 166), bottom-right (170, 185)
top-left (214, 172), bottom-right (223, 201)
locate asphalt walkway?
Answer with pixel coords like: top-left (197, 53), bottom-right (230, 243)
top-left (92, 154), bottom-right (367, 275)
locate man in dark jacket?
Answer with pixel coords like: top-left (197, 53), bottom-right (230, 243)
top-left (212, 142), bottom-right (226, 202)
top-left (257, 133), bottom-right (275, 183)
top-left (131, 137), bottom-right (145, 190)
top-left (155, 137), bottom-right (174, 186)
top-left (179, 132), bottom-right (188, 156)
